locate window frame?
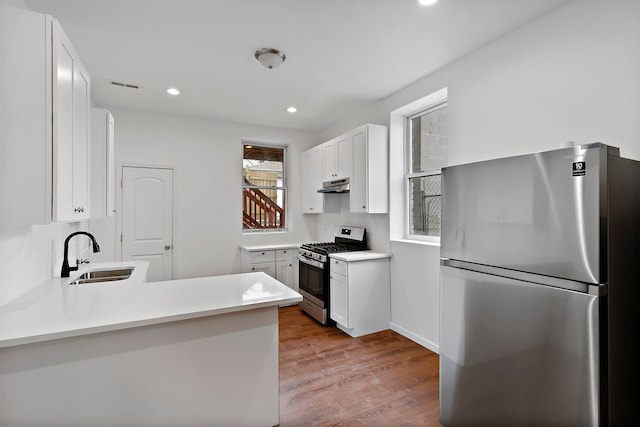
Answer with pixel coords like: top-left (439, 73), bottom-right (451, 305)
top-left (241, 140), bottom-right (288, 233)
top-left (404, 100), bottom-right (448, 243)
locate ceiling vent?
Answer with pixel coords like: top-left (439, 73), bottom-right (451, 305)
top-left (110, 80), bottom-right (142, 90)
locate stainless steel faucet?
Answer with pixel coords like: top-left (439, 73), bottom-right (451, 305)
top-left (61, 232), bottom-right (101, 278)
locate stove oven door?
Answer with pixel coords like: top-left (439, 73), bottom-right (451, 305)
top-left (297, 255), bottom-right (327, 308)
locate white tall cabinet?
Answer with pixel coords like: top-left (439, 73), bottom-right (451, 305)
top-left (0, 5), bottom-right (91, 227)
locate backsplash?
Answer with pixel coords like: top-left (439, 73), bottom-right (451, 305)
top-left (317, 193), bottom-right (391, 253)
top-left (0, 222), bottom-right (84, 306)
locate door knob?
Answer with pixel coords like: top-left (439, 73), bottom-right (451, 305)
top-left (165, 245), bottom-right (171, 250)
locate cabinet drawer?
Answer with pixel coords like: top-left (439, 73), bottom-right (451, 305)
top-left (248, 262), bottom-right (276, 277)
top-left (249, 250), bottom-right (275, 263)
top-left (276, 249), bottom-right (295, 261)
top-left (330, 258), bottom-right (347, 276)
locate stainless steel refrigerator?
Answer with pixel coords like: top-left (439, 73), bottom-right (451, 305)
top-left (439, 143), bottom-right (639, 426)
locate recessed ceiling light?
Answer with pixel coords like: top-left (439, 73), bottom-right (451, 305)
top-left (287, 106), bottom-right (298, 113)
top-left (166, 87), bottom-right (180, 96)
top-left (418, 0), bottom-right (438, 5)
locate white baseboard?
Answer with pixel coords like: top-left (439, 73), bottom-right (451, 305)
top-left (389, 322), bottom-right (439, 354)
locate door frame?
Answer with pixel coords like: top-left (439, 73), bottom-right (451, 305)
top-left (115, 162), bottom-right (176, 277)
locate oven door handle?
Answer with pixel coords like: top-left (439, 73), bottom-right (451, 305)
top-left (297, 254), bottom-right (325, 270)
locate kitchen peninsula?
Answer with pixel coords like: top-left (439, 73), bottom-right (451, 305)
top-left (0, 262), bottom-right (301, 426)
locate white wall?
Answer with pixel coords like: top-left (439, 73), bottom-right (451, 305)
top-left (317, 0), bottom-right (640, 351)
top-left (0, 0), bottom-right (26, 9)
top-left (316, 194), bottom-right (390, 253)
top-left (104, 108), bottom-right (317, 280)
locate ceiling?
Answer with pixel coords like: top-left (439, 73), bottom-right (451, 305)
top-left (25, 0), bottom-right (569, 132)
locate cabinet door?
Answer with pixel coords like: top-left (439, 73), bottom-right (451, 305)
top-left (275, 259), bottom-right (294, 289)
top-left (330, 273), bottom-right (349, 328)
top-left (350, 124), bottom-right (388, 213)
top-left (350, 127), bottom-right (368, 213)
top-left (91, 108), bottom-right (115, 218)
top-left (337, 135), bottom-right (353, 180)
top-left (52, 21), bottom-right (90, 221)
top-left (322, 139), bottom-right (338, 181)
top-left (72, 63), bottom-right (90, 217)
top-left (302, 146), bottom-right (324, 213)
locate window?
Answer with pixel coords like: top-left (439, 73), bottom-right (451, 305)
top-left (242, 143), bottom-right (287, 231)
top-left (406, 102), bottom-right (448, 239)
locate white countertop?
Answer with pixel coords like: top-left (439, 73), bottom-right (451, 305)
top-left (329, 251), bottom-right (392, 262)
top-left (240, 243), bottom-right (300, 251)
top-left (0, 261), bottom-right (302, 349)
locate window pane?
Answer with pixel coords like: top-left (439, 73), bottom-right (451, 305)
top-left (242, 143), bottom-right (286, 231)
top-left (410, 105), bottom-right (448, 174)
top-left (243, 188), bottom-right (286, 230)
top-left (408, 175), bottom-right (441, 237)
top-left (243, 148), bottom-right (283, 184)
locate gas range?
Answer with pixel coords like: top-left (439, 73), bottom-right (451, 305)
top-left (299, 242), bottom-right (367, 263)
top-left (298, 226), bottom-right (367, 325)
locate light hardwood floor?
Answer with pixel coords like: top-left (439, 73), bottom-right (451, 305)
top-left (278, 305), bottom-right (443, 426)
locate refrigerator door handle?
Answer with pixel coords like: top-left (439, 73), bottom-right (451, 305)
top-left (440, 258), bottom-right (604, 294)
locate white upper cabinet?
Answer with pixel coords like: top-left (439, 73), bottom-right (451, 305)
top-left (302, 145), bottom-right (324, 213)
top-left (300, 123), bottom-right (388, 215)
top-left (349, 124), bottom-right (388, 213)
top-left (322, 135), bottom-right (352, 182)
top-left (91, 108), bottom-right (115, 218)
top-left (0, 6), bottom-right (91, 227)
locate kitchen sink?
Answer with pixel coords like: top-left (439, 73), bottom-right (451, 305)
top-left (68, 267), bottom-right (134, 285)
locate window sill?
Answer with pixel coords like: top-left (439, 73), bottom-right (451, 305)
top-left (242, 229), bottom-right (289, 235)
top-left (391, 238), bottom-right (440, 247)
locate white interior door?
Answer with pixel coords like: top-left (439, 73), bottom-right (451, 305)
top-left (121, 166), bottom-right (173, 282)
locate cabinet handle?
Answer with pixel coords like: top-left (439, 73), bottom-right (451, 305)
top-left (283, 250), bottom-right (287, 254)
top-left (252, 267), bottom-right (256, 271)
top-left (362, 205), bottom-right (366, 209)
top-left (74, 207), bottom-right (85, 213)
top-left (164, 245), bottom-right (171, 250)
top-left (261, 252), bottom-right (265, 255)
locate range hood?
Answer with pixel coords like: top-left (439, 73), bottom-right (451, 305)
top-left (317, 177), bottom-right (350, 193)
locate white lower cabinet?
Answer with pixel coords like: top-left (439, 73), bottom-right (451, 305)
top-left (241, 247), bottom-right (298, 306)
top-left (329, 254), bottom-right (391, 337)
